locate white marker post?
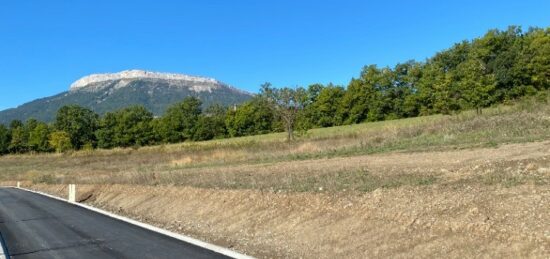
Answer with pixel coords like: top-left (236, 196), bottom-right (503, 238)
top-left (68, 184), bottom-right (76, 203)
top-left (16, 181), bottom-right (20, 188)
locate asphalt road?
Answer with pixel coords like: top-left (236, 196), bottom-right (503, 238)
top-left (0, 188), bottom-right (232, 259)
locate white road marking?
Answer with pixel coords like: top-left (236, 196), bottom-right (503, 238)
top-left (9, 186), bottom-right (255, 259)
top-left (0, 232), bottom-right (7, 259)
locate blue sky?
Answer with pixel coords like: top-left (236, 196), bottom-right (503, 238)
top-left (0, 0), bottom-right (549, 110)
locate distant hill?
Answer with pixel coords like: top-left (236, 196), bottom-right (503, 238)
top-left (0, 70), bottom-right (252, 124)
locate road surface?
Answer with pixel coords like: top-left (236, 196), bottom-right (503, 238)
top-left (0, 188), bottom-right (232, 259)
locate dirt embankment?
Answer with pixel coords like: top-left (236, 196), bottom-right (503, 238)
top-left (6, 141), bottom-right (550, 258)
top-left (21, 183), bottom-right (549, 259)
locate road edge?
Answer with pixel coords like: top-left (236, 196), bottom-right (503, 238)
top-left (0, 215), bottom-right (8, 259)
top-left (0, 230), bottom-right (8, 259)
top-left (10, 186), bottom-right (255, 259)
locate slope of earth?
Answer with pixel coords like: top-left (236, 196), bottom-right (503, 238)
top-left (6, 140), bottom-right (550, 258)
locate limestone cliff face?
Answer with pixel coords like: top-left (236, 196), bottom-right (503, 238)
top-left (69, 70), bottom-right (228, 93)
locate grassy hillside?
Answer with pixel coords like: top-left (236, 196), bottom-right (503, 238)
top-left (1, 92), bottom-right (549, 189)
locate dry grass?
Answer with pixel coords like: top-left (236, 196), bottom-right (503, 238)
top-left (1, 96), bottom-right (549, 190)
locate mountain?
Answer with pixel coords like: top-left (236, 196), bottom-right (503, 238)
top-left (0, 70), bottom-right (253, 124)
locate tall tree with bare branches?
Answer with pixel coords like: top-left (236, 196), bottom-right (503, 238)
top-left (260, 83), bottom-right (308, 141)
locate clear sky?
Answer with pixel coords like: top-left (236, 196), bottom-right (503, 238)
top-left (0, 0), bottom-right (549, 110)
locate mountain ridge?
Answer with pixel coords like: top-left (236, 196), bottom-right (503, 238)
top-left (0, 70), bottom-right (253, 124)
top-left (70, 69), bottom-right (220, 90)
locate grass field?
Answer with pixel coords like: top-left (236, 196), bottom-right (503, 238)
top-left (1, 94), bottom-right (549, 190)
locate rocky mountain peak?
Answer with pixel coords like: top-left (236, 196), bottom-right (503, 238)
top-left (69, 70), bottom-right (221, 92)
top-left (0, 70), bottom-right (252, 124)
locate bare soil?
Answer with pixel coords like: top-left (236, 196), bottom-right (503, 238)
top-left (13, 141), bottom-right (550, 258)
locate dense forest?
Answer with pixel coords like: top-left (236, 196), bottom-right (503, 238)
top-left (0, 26), bottom-right (548, 155)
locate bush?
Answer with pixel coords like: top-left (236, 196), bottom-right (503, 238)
top-left (48, 131), bottom-right (72, 153)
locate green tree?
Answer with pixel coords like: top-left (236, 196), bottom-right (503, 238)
top-left (193, 116), bottom-right (221, 141)
top-left (96, 112), bottom-right (118, 149)
top-left (9, 120), bottom-right (23, 130)
top-left (338, 65), bottom-right (388, 123)
top-left (115, 106), bottom-right (154, 147)
top-left (306, 83), bottom-right (325, 104)
top-left (456, 58), bottom-right (496, 114)
top-left (28, 122), bottom-right (51, 152)
top-left (48, 131), bottom-right (72, 153)
top-left (260, 83), bottom-right (308, 141)
top-left (367, 67), bottom-right (396, 121)
top-left (225, 97), bottom-right (275, 137)
top-left (416, 61), bottom-right (460, 115)
top-left (55, 105), bottom-right (99, 149)
top-left (161, 97), bottom-right (202, 143)
top-left (0, 125), bottom-right (10, 155)
top-left (339, 78), bottom-right (368, 124)
top-left (306, 85), bottom-right (345, 127)
top-left (524, 27), bottom-right (550, 91)
top-left (8, 122), bottom-right (27, 153)
top-left (388, 61), bottom-right (421, 119)
top-left (25, 118), bottom-right (38, 133)
top-left (489, 27), bottom-right (526, 100)
top-left (96, 106), bottom-right (154, 148)
top-left (150, 118), bottom-right (165, 145)
top-left (193, 104), bottom-right (227, 141)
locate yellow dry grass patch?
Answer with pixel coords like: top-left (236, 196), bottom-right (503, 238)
top-left (291, 142), bottom-right (322, 153)
top-left (171, 150), bottom-right (248, 166)
top-left (171, 156), bottom-right (193, 166)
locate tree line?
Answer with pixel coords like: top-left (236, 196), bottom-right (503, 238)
top-left (0, 26), bottom-right (548, 155)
